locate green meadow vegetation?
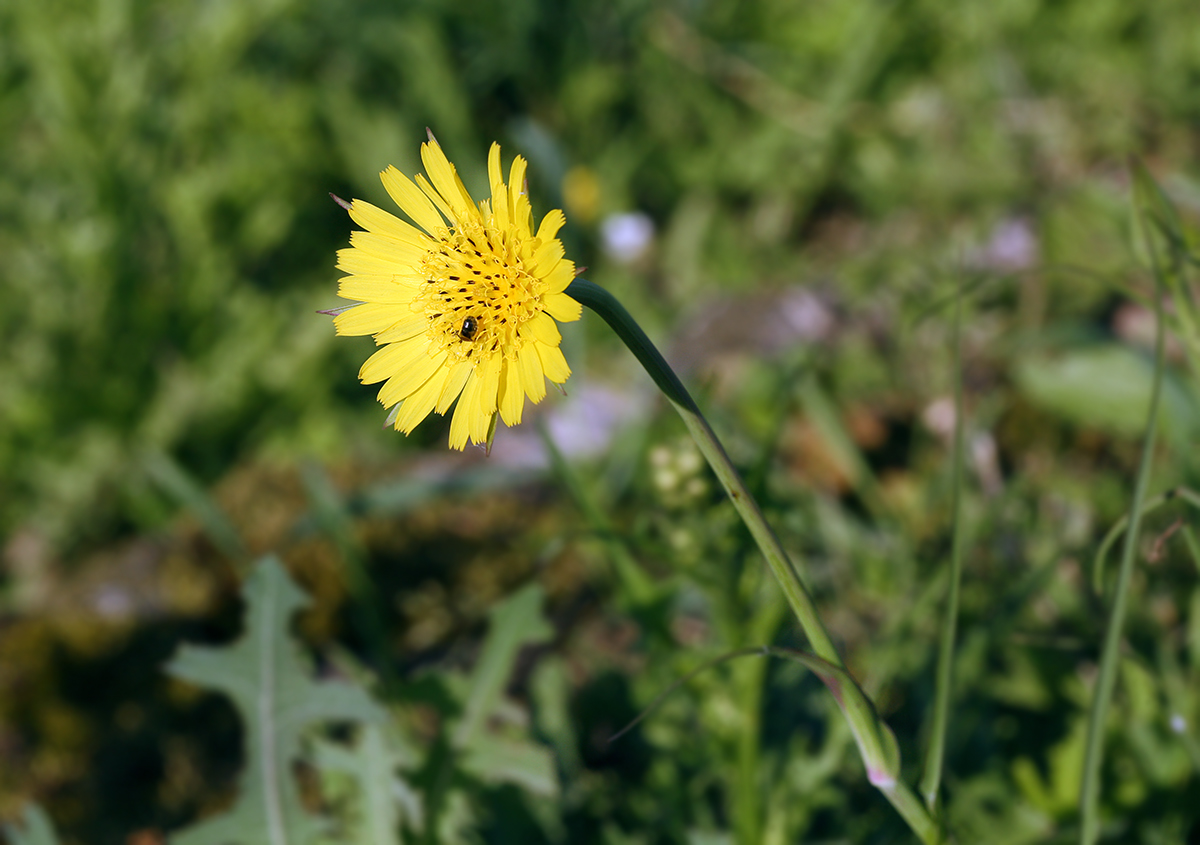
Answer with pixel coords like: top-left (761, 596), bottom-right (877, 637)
top-left (2, 0), bottom-right (1199, 842)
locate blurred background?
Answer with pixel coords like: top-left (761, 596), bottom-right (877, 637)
top-left (2, 0), bottom-right (1200, 842)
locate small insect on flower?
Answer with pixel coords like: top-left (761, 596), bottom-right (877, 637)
top-left (329, 132), bottom-right (581, 450)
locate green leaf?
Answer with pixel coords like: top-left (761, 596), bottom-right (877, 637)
top-left (168, 556), bottom-right (385, 845)
top-left (312, 724), bottom-right (422, 845)
top-left (429, 581), bottom-right (563, 830)
top-left (2, 804), bottom-right (61, 845)
top-left (453, 583), bottom-right (553, 750)
top-left (529, 657), bottom-right (581, 777)
top-left (459, 733), bottom-right (558, 796)
top-left (1013, 344), bottom-right (1198, 446)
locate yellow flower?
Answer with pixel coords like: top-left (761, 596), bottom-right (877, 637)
top-left (332, 136), bottom-right (581, 449)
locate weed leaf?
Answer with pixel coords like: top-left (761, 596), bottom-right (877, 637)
top-left (452, 584), bottom-right (558, 799)
top-left (168, 556), bottom-right (384, 845)
top-left (312, 723), bottom-right (422, 845)
top-left (453, 583), bottom-right (553, 749)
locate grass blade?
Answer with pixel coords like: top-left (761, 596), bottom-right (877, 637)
top-left (1078, 169), bottom-right (1169, 845)
top-left (920, 283), bottom-right (967, 814)
top-left (143, 450), bottom-right (247, 567)
top-left (299, 462), bottom-right (397, 693)
top-left (536, 419), bottom-right (656, 608)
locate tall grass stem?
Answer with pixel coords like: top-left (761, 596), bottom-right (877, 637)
top-left (920, 287), bottom-right (967, 813)
top-left (1078, 181), bottom-right (1168, 844)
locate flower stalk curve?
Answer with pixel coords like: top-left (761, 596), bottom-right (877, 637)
top-left (566, 277), bottom-right (942, 844)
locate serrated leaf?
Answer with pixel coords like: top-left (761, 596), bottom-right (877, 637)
top-left (312, 724), bottom-right (422, 844)
top-left (168, 556), bottom-right (385, 845)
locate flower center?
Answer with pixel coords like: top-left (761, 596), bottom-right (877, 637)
top-left (416, 220), bottom-right (546, 364)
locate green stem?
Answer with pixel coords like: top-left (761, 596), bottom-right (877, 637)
top-left (568, 279), bottom-right (839, 663)
top-left (568, 278), bottom-right (942, 844)
top-left (1078, 190), bottom-right (1168, 844)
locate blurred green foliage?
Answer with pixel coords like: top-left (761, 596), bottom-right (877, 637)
top-left (2, 0), bottom-right (1200, 842)
top-left (4, 0), bottom-right (1199, 547)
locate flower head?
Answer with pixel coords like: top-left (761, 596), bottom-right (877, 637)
top-left (332, 135), bottom-right (581, 449)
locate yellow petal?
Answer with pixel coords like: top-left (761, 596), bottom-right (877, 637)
top-left (337, 247), bottom-right (408, 277)
top-left (542, 291), bottom-right (581, 322)
top-left (393, 364), bottom-right (450, 433)
top-left (511, 191), bottom-right (533, 238)
top-left (487, 143), bottom-right (503, 197)
top-left (415, 173), bottom-right (457, 225)
top-left (449, 369), bottom-right (484, 448)
top-left (447, 400), bottom-right (472, 448)
top-left (536, 342), bottom-right (571, 383)
top-left (487, 144), bottom-right (510, 230)
top-left (507, 156), bottom-right (528, 217)
top-left (338, 275), bottom-right (422, 304)
top-left (358, 336), bottom-right (429, 384)
top-left (469, 409), bottom-right (494, 445)
top-left (530, 237), bottom-right (565, 273)
top-left (374, 311), bottom-right (430, 343)
top-left (380, 165), bottom-right (446, 235)
top-left (474, 352), bottom-right (503, 416)
top-left (378, 348), bottom-right (448, 408)
top-left (491, 183), bottom-right (510, 229)
top-left (535, 209), bottom-right (565, 242)
top-left (542, 259), bottom-right (575, 294)
top-left (348, 200), bottom-right (430, 247)
top-left (465, 362), bottom-right (498, 444)
top-left (335, 302), bottom-right (409, 336)
top-left (523, 311), bottom-right (561, 346)
top-left (349, 231), bottom-right (427, 268)
top-left (497, 357), bottom-right (525, 426)
top-left (517, 343), bottom-right (546, 403)
top-left (420, 140), bottom-right (476, 221)
top-left (436, 360), bottom-right (474, 414)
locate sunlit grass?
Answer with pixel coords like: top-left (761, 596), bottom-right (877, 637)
top-left (1, 0), bottom-right (1199, 842)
